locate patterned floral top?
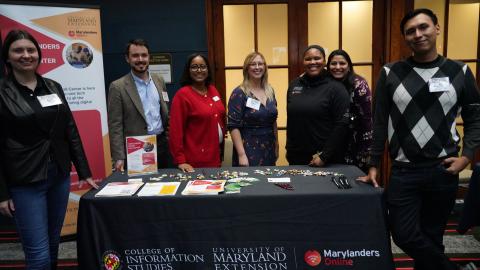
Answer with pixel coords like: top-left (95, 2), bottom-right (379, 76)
top-left (227, 87), bottom-right (278, 166)
top-left (344, 76), bottom-right (373, 172)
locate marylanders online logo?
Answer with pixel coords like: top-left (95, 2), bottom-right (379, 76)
top-left (304, 248), bottom-right (381, 267)
top-left (103, 250), bottom-right (122, 270)
top-left (304, 250), bottom-right (322, 266)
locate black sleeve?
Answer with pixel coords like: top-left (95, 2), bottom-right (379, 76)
top-left (368, 67), bottom-right (390, 167)
top-left (460, 65), bottom-right (480, 159)
top-left (319, 82), bottom-right (350, 163)
top-left (0, 94), bottom-right (9, 201)
top-left (53, 80), bottom-right (92, 180)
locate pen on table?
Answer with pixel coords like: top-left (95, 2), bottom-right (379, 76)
top-left (331, 177), bottom-right (342, 189)
top-left (339, 177), bottom-right (349, 189)
top-left (344, 178), bottom-right (352, 189)
top-left (338, 177), bottom-right (346, 188)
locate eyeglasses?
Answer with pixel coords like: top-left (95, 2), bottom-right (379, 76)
top-left (190, 65), bottom-right (208, 72)
top-left (249, 62), bottom-right (265, 68)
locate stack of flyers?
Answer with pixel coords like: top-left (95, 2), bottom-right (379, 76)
top-left (225, 177), bottom-right (260, 194)
top-left (95, 182), bottom-right (144, 197)
top-left (181, 180), bottom-right (226, 195)
top-left (137, 182), bottom-right (181, 196)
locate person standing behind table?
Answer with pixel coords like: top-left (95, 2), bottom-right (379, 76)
top-left (0, 29), bottom-right (97, 270)
top-left (107, 39), bottom-right (170, 171)
top-left (286, 45), bottom-right (350, 166)
top-left (327, 49), bottom-right (373, 173)
top-left (228, 52), bottom-right (279, 166)
top-left (358, 8), bottom-right (480, 270)
top-left (169, 54), bottom-right (226, 172)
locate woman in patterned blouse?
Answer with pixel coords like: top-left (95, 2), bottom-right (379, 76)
top-left (227, 52), bottom-right (278, 166)
top-left (327, 49), bottom-right (373, 172)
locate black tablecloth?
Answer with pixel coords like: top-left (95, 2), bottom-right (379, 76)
top-left (77, 164), bottom-right (394, 270)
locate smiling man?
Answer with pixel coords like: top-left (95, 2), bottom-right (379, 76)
top-left (359, 8), bottom-right (480, 270)
top-left (107, 39), bottom-right (171, 171)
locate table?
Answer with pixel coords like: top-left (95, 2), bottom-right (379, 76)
top-left (77, 165), bottom-right (394, 270)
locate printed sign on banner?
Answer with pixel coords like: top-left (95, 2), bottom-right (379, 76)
top-left (91, 242), bottom-right (390, 270)
top-left (0, 4), bottom-right (110, 236)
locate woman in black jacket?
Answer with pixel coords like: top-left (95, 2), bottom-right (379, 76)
top-left (0, 29), bottom-right (97, 269)
top-left (286, 45), bottom-right (350, 166)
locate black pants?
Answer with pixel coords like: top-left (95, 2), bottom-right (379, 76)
top-left (387, 164), bottom-right (459, 270)
top-left (156, 133), bottom-right (173, 168)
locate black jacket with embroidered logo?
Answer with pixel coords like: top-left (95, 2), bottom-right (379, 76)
top-left (286, 72), bottom-right (350, 164)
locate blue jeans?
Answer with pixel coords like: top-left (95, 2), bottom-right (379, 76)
top-left (9, 162), bottom-right (70, 270)
top-left (387, 164), bottom-right (458, 270)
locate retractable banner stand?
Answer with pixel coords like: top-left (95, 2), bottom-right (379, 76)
top-left (0, 3), bottom-right (110, 236)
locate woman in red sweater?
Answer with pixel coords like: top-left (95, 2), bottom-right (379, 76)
top-left (169, 54), bottom-right (226, 172)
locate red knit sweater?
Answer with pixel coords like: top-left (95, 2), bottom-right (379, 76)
top-left (169, 85), bottom-right (226, 167)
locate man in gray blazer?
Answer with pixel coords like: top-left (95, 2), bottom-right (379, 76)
top-left (108, 39), bottom-right (170, 171)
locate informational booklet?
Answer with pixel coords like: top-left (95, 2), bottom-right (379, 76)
top-left (126, 135), bottom-right (157, 176)
top-left (137, 182), bottom-right (181, 197)
top-left (95, 182), bottom-right (144, 197)
top-left (181, 180), bottom-right (226, 195)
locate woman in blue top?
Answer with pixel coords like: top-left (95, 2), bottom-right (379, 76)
top-left (227, 52), bottom-right (278, 166)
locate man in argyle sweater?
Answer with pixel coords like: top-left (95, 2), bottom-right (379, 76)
top-left (359, 8), bottom-right (480, 270)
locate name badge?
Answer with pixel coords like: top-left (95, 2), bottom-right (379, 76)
top-left (212, 96), bottom-right (220, 102)
top-left (428, 77), bottom-right (450, 92)
top-left (162, 91), bottom-right (169, 102)
top-left (291, 86), bottom-right (303, 95)
top-left (37, 94), bottom-right (62, 107)
top-left (246, 97), bottom-right (261, 110)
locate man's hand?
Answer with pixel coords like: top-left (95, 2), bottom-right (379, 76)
top-left (178, 163), bottom-right (195, 172)
top-left (357, 167), bottom-right (380, 188)
top-left (114, 160), bottom-right (124, 172)
top-left (0, 199), bottom-right (14, 218)
top-left (442, 156), bottom-right (470, 175)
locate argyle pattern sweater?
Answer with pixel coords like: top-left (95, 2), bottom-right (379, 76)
top-left (370, 56), bottom-right (480, 168)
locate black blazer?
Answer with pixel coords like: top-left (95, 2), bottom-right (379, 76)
top-left (0, 76), bottom-right (91, 201)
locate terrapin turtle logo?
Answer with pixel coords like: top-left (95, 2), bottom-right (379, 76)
top-left (102, 250), bottom-right (122, 270)
top-left (304, 249), bottom-right (322, 267)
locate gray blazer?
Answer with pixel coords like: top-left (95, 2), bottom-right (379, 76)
top-left (107, 72), bottom-right (169, 161)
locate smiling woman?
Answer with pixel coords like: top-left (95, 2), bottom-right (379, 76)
top-left (327, 49), bottom-right (373, 173)
top-left (286, 45), bottom-right (351, 167)
top-left (168, 53), bottom-right (226, 172)
top-left (227, 52), bottom-right (279, 167)
top-left (0, 29), bottom-right (96, 269)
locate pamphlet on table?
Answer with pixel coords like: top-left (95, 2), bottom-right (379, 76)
top-left (126, 135), bottom-right (157, 176)
top-left (95, 182), bottom-right (144, 197)
top-left (181, 180), bottom-right (226, 195)
top-left (137, 182), bottom-right (181, 196)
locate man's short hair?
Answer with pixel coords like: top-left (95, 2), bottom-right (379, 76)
top-left (125, 39), bottom-right (150, 56)
top-left (400, 8), bottom-right (438, 35)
